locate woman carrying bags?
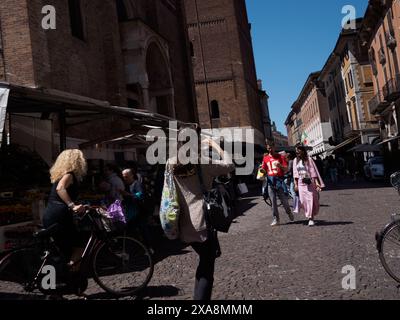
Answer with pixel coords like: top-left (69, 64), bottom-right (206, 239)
top-left (293, 145), bottom-right (325, 226)
top-left (162, 128), bottom-right (234, 301)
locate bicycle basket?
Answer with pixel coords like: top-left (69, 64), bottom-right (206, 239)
top-left (390, 171), bottom-right (400, 191)
top-left (96, 207), bottom-right (126, 233)
top-left (74, 213), bottom-right (93, 232)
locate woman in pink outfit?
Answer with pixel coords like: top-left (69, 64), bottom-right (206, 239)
top-left (293, 146), bottom-right (325, 226)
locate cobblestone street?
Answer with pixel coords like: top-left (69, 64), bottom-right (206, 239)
top-left (139, 180), bottom-right (400, 300)
top-left (1, 180), bottom-right (400, 300)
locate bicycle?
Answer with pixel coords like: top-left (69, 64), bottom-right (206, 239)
top-left (376, 171), bottom-right (400, 283)
top-left (0, 206), bottom-right (154, 299)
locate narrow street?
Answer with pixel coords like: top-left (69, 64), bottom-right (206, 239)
top-left (138, 180), bottom-right (400, 300)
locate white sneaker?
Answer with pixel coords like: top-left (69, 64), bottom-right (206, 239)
top-left (271, 218), bottom-right (280, 226)
top-left (308, 219), bottom-right (315, 226)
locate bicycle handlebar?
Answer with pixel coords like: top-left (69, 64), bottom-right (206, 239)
top-left (74, 205), bottom-right (103, 221)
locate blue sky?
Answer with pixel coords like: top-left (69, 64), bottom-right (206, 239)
top-left (246, 0), bottom-right (369, 134)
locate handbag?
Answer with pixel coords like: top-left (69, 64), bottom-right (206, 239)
top-left (197, 165), bottom-right (233, 233)
top-left (159, 166), bottom-right (180, 240)
top-left (302, 177), bottom-right (312, 185)
top-left (237, 183), bottom-right (248, 195)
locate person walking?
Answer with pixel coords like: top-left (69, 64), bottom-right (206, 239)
top-left (327, 156), bottom-right (339, 184)
top-left (261, 140), bottom-right (294, 226)
top-left (122, 168), bottom-right (144, 222)
top-left (293, 145), bottom-right (325, 226)
top-left (166, 132), bottom-right (234, 300)
top-left (100, 163), bottom-right (125, 206)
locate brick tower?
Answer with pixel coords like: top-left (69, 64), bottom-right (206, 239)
top-left (183, 0), bottom-right (265, 145)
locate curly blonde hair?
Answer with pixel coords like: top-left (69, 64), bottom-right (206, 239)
top-left (50, 149), bottom-right (88, 183)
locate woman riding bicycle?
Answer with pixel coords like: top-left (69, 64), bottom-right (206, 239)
top-left (42, 149), bottom-right (88, 270)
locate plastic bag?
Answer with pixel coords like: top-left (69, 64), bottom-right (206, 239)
top-left (159, 168), bottom-right (180, 240)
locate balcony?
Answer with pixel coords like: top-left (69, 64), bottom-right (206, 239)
top-left (383, 74), bottom-right (400, 101)
top-left (368, 90), bottom-right (390, 115)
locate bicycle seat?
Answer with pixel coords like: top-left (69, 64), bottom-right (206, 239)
top-left (34, 224), bottom-right (59, 239)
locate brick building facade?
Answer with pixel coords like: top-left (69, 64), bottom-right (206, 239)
top-left (291, 72), bottom-right (332, 156)
top-left (0, 0), bottom-right (196, 120)
top-left (0, 0), bottom-right (197, 162)
top-left (359, 0), bottom-right (400, 172)
top-left (183, 0), bottom-right (265, 145)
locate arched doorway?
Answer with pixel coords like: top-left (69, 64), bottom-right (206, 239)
top-left (145, 42), bottom-right (174, 117)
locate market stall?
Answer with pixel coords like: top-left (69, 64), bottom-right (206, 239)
top-left (0, 82), bottom-right (195, 252)
top-left (0, 144), bottom-right (49, 251)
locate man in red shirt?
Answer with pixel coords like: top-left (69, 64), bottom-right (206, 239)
top-left (261, 140), bottom-right (294, 226)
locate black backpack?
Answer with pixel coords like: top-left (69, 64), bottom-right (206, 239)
top-left (197, 165), bottom-right (234, 233)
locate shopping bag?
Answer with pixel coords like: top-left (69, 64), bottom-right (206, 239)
top-left (256, 167), bottom-right (266, 181)
top-left (159, 167), bottom-right (180, 240)
top-left (237, 183), bottom-right (248, 195)
top-left (96, 201), bottom-right (126, 233)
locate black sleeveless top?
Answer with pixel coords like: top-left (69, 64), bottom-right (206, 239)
top-left (48, 172), bottom-right (79, 205)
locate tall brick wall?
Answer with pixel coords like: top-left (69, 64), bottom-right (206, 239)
top-left (0, 0), bottom-right (127, 104)
top-left (0, 0), bottom-right (36, 85)
top-left (155, 0), bottom-right (197, 123)
top-left (184, 0), bottom-right (263, 134)
top-left (29, 0), bottom-right (126, 104)
top-left (0, 0), bottom-right (197, 123)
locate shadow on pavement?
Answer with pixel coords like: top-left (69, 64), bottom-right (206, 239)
top-left (152, 240), bottom-right (191, 266)
top-left (137, 285), bottom-right (181, 300)
top-left (287, 220), bottom-right (353, 227)
top-left (0, 292), bottom-right (45, 300)
top-left (324, 179), bottom-right (391, 190)
top-left (85, 285), bottom-right (179, 300)
top-left (235, 198), bottom-right (258, 217)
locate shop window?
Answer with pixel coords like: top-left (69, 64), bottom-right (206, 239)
top-left (210, 100), bottom-right (220, 119)
top-left (348, 70), bottom-right (354, 89)
top-left (68, 0), bottom-right (85, 40)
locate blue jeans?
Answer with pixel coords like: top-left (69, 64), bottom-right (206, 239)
top-left (268, 184), bottom-right (291, 219)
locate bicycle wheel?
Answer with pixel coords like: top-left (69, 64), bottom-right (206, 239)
top-left (0, 247), bottom-right (44, 298)
top-left (92, 236), bottom-right (153, 297)
top-left (379, 221), bottom-right (400, 283)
